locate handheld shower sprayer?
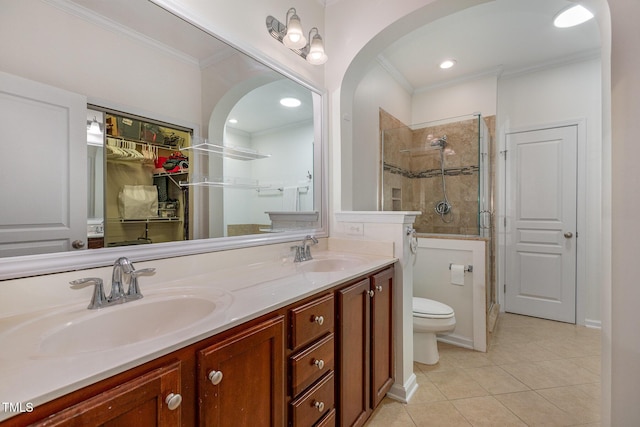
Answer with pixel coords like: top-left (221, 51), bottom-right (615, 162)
top-left (429, 134), bottom-right (447, 148)
top-left (426, 134), bottom-right (453, 222)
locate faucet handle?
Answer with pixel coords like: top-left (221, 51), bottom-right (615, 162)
top-left (126, 268), bottom-right (155, 300)
top-left (70, 277), bottom-right (106, 310)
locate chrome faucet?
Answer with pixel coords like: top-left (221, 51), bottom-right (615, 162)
top-left (109, 257), bottom-right (134, 303)
top-left (292, 235), bottom-right (318, 262)
top-left (70, 257), bottom-right (155, 309)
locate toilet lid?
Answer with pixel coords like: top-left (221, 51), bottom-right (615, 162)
top-left (413, 297), bottom-right (454, 318)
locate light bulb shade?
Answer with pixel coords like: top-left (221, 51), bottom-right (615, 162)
top-left (283, 14), bottom-right (307, 49)
top-left (87, 118), bottom-right (102, 135)
top-left (306, 33), bottom-right (327, 65)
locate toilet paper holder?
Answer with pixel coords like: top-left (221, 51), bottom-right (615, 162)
top-left (449, 263), bottom-right (473, 273)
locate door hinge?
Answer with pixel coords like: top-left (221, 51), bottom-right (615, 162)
top-left (504, 217), bottom-right (507, 227)
top-left (504, 284), bottom-right (506, 293)
top-left (576, 231), bottom-right (579, 238)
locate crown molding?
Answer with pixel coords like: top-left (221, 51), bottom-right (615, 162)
top-left (42, 0), bottom-right (200, 67)
top-left (376, 54), bottom-right (415, 95)
top-left (500, 47), bottom-right (601, 80)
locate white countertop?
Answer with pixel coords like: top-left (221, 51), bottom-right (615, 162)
top-left (0, 248), bottom-right (395, 422)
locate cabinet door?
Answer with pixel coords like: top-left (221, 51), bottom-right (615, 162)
top-left (337, 278), bottom-right (370, 427)
top-left (30, 362), bottom-right (183, 426)
top-left (370, 267), bottom-right (394, 409)
top-left (198, 316), bottom-right (285, 427)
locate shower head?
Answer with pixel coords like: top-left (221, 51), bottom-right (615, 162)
top-left (429, 135), bottom-right (447, 148)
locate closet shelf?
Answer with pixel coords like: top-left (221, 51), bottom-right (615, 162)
top-left (178, 175), bottom-right (271, 190)
top-left (107, 217), bottom-right (183, 224)
top-left (180, 141), bottom-right (270, 161)
top-left (179, 179), bottom-right (272, 190)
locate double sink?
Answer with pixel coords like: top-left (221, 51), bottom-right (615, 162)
top-left (0, 253), bottom-right (370, 360)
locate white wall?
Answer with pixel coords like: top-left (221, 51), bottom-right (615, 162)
top-left (497, 58), bottom-right (603, 325)
top-left (352, 62), bottom-right (412, 210)
top-left (224, 123), bottom-right (314, 230)
top-left (0, 1), bottom-right (201, 126)
top-left (609, 0), bottom-right (640, 423)
top-left (152, 0), bottom-right (325, 89)
top-left (413, 237), bottom-right (487, 351)
top-left (412, 75), bottom-right (498, 123)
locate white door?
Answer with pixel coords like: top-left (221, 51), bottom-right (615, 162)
top-left (505, 125), bottom-right (577, 323)
top-left (0, 71), bottom-right (87, 257)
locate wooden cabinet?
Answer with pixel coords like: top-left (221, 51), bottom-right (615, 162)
top-left (28, 361), bottom-right (184, 427)
top-left (337, 267), bottom-right (394, 427)
top-left (198, 316), bottom-right (285, 427)
top-left (336, 278), bottom-right (371, 427)
top-left (370, 268), bottom-right (394, 409)
top-left (287, 293), bottom-right (335, 427)
top-left (2, 265), bottom-right (395, 427)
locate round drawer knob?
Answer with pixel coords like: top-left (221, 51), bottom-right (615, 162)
top-left (208, 370), bottom-right (224, 385)
top-left (313, 315), bottom-right (324, 326)
top-left (368, 290), bottom-right (375, 297)
top-left (376, 285), bottom-right (383, 292)
top-left (165, 393), bottom-right (182, 411)
top-left (314, 359), bottom-right (325, 370)
top-left (314, 401), bottom-right (325, 412)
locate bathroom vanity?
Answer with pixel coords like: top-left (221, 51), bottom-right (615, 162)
top-left (0, 249), bottom-right (395, 427)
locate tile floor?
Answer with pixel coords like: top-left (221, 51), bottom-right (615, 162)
top-left (365, 313), bottom-right (601, 427)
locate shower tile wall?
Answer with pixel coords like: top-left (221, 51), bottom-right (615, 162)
top-left (381, 110), bottom-right (490, 235)
top-left (380, 109), bottom-right (412, 212)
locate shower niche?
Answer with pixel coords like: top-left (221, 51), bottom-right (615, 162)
top-left (381, 112), bottom-right (492, 237)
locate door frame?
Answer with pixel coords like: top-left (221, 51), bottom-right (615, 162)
top-left (498, 118), bottom-right (587, 325)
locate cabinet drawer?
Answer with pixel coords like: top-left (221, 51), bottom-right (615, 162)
top-left (289, 371), bottom-right (334, 427)
top-left (290, 333), bottom-right (334, 396)
top-left (315, 408), bottom-right (336, 427)
top-left (289, 293), bottom-right (334, 350)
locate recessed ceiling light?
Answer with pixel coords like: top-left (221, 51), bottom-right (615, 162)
top-left (553, 5), bottom-right (594, 28)
top-left (280, 97), bottom-right (301, 108)
top-left (228, 118), bottom-right (238, 124)
top-left (439, 59), bottom-right (456, 70)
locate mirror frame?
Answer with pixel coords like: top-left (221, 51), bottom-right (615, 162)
top-left (0, 1), bottom-right (329, 281)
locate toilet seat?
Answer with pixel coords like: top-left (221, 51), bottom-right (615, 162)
top-left (413, 297), bottom-right (454, 319)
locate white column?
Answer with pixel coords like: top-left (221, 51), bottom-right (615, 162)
top-left (334, 211), bottom-right (420, 403)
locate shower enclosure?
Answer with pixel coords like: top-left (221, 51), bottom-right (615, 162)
top-left (381, 113), bottom-right (491, 237)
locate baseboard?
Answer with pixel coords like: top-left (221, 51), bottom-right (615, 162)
top-left (437, 333), bottom-right (474, 350)
top-left (584, 318), bottom-right (602, 329)
top-left (387, 373), bottom-right (418, 404)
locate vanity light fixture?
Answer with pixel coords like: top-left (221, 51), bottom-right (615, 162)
top-left (553, 4), bottom-right (594, 28)
top-left (439, 59), bottom-right (457, 70)
top-left (266, 9), bottom-right (328, 65)
top-left (306, 28), bottom-right (328, 65)
top-left (87, 116), bottom-right (102, 135)
top-left (282, 8), bottom-right (306, 49)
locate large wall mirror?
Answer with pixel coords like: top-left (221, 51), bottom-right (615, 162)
top-left (0, 0), bottom-right (326, 279)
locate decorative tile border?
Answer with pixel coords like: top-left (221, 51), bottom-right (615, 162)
top-left (383, 162), bottom-right (478, 178)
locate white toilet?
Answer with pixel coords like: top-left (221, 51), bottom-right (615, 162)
top-left (413, 297), bottom-right (456, 365)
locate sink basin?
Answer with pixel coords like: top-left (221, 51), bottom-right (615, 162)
top-left (0, 288), bottom-right (232, 358)
top-left (298, 256), bottom-right (368, 273)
